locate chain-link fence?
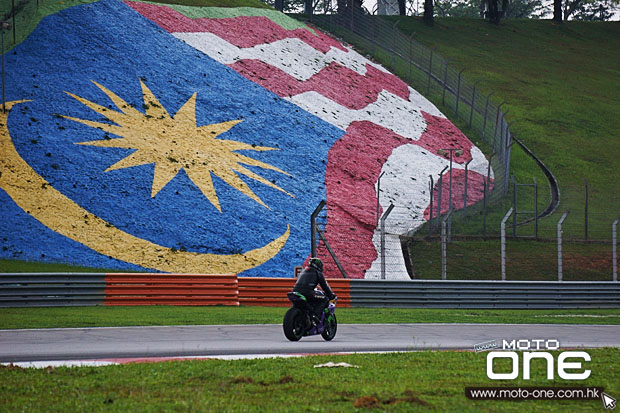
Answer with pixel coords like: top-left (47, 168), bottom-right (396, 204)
top-left (305, 8), bottom-right (512, 209)
top-left (309, 180), bottom-right (619, 281)
top-left (312, 201), bottom-right (420, 280)
top-left (407, 182), bottom-right (620, 281)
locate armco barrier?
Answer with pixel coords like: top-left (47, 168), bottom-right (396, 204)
top-left (349, 280), bottom-right (620, 309)
top-left (0, 273), bottom-right (106, 307)
top-left (1, 274), bottom-right (618, 308)
top-left (238, 277), bottom-right (351, 307)
top-left (104, 274), bottom-right (238, 306)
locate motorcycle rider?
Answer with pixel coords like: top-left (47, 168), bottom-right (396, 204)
top-left (293, 257), bottom-right (337, 325)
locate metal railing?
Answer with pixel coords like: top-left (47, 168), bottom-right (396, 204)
top-left (348, 279), bottom-right (620, 308)
top-left (2, 274), bottom-right (619, 308)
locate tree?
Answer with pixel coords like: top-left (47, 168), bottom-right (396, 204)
top-left (554, 0), bottom-right (563, 20)
top-left (572, 0), bottom-right (618, 19)
top-left (559, 0), bottom-right (619, 20)
top-left (487, 0), bottom-right (501, 23)
top-left (398, 0), bottom-right (407, 15)
top-left (423, 0), bottom-right (434, 25)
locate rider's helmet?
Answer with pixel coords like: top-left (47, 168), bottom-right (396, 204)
top-left (309, 257), bottom-right (323, 272)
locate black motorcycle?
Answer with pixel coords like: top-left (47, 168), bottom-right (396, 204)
top-left (282, 290), bottom-right (337, 341)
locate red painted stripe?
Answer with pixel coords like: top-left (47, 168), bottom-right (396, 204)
top-left (319, 113), bottom-right (484, 278)
top-left (318, 120), bottom-right (404, 278)
top-left (229, 59), bottom-right (410, 110)
top-left (424, 168), bottom-right (491, 219)
top-left (416, 112), bottom-right (474, 165)
top-left (126, 2), bottom-right (346, 53)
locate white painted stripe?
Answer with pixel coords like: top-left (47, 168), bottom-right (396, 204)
top-left (3, 360), bottom-right (117, 368)
top-left (173, 33), bottom-right (390, 81)
top-left (365, 144), bottom-right (491, 279)
top-left (0, 351), bottom-right (415, 368)
top-left (285, 90), bottom-right (428, 139)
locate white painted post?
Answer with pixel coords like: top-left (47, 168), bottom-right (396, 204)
top-left (501, 208), bottom-right (513, 281)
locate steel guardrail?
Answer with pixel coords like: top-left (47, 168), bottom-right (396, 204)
top-left (1, 274), bottom-right (618, 308)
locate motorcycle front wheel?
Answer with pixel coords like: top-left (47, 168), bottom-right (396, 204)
top-left (321, 313), bottom-right (337, 341)
top-left (283, 307), bottom-right (306, 341)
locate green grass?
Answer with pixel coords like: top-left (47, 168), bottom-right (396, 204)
top-left (2, 306), bottom-right (620, 329)
top-left (323, 16), bottom-right (620, 238)
top-left (316, 16), bottom-right (620, 279)
top-left (2, 349), bottom-right (618, 411)
top-left (383, 17), bottom-right (620, 234)
top-left (409, 238), bottom-right (617, 281)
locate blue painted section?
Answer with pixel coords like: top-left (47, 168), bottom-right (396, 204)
top-left (0, 0), bottom-right (345, 276)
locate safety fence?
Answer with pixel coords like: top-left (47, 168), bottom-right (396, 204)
top-left (1, 273), bottom-right (618, 308)
top-left (407, 183), bottom-right (620, 282)
top-left (239, 277), bottom-right (351, 307)
top-left (349, 280), bottom-right (620, 308)
top-left (306, 8), bottom-right (512, 206)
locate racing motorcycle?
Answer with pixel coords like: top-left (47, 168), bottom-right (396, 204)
top-left (282, 290), bottom-right (337, 341)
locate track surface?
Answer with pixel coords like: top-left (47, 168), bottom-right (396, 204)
top-left (1, 323), bottom-right (619, 363)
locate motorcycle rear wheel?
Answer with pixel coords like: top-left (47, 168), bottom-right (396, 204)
top-left (283, 307), bottom-right (306, 341)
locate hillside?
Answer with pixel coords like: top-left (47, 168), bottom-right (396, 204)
top-left (0, 0), bottom-right (490, 278)
top-left (387, 17), bottom-right (620, 234)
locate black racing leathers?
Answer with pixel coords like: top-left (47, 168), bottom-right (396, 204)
top-left (292, 266), bottom-right (335, 317)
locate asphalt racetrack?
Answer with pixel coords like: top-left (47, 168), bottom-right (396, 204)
top-left (1, 323), bottom-right (619, 364)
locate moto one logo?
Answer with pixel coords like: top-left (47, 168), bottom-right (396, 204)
top-left (486, 340), bottom-right (591, 380)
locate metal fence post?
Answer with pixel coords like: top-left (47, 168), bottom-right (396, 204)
top-left (391, 21), bottom-right (400, 71)
top-left (12, 0), bottom-right (16, 44)
top-left (409, 33), bottom-right (415, 83)
top-left (380, 204), bottom-right (395, 280)
top-left (455, 69), bottom-right (464, 116)
top-left (482, 92), bottom-right (494, 140)
top-left (584, 179), bottom-right (589, 241)
top-left (533, 177), bottom-right (539, 239)
top-left (482, 152), bottom-right (494, 238)
top-left (428, 175), bottom-right (434, 235)
top-left (482, 177), bottom-right (488, 239)
top-left (441, 208), bottom-right (453, 280)
top-left (436, 165), bottom-right (448, 221)
top-left (463, 159), bottom-right (472, 210)
top-left (469, 80), bottom-right (481, 128)
top-left (1, 25), bottom-right (5, 113)
top-left (494, 102), bottom-right (506, 149)
top-left (376, 171), bottom-right (385, 226)
top-left (557, 211), bottom-right (569, 281)
top-left (613, 215), bottom-right (619, 282)
top-left (512, 176), bottom-right (517, 237)
top-left (427, 46), bottom-right (436, 95)
top-left (442, 59), bottom-right (451, 106)
top-left (501, 208), bottom-right (514, 281)
top-left (311, 200), bottom-right (326, 257)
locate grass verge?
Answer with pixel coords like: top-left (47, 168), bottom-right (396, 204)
top-left (2, 349), bottom-right (618, 412)
top-left (2, 306), bottom-right (620, 329)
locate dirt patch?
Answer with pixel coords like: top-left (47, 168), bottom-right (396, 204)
top-left (278, 375), bottom-right (294, 384)
top-left (401, 390), bottom-right (430, 406)
top-left (353, 391), bottom-right (430, 408)
top-left (354, 396), bottom-right (380, 408)
top-left (229, 376), bottom-right (254, 384)
top-left (0, 363), bottom-right (24, 371)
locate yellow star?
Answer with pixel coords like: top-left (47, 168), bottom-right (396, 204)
top-left (62, 80), bottom-right (294, 212)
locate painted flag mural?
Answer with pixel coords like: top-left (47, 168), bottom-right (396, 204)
top-left (0, 0), bottom-right (491, 278)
